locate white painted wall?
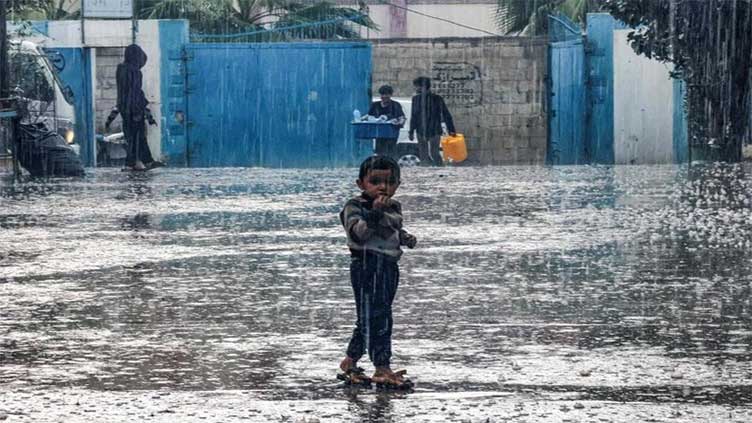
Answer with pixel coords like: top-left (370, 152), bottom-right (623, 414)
top-left (359, 4), bottom-right (499, 38)
top-left (43, 20), bottom-right (164, 159)
top-left (613, 30), bottom-right (675, 165)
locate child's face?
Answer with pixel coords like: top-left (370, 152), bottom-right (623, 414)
top-left (357, 169), bottom-right (400, 199)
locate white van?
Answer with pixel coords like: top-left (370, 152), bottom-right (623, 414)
top-left (8, 40), bottom-right (77, 151)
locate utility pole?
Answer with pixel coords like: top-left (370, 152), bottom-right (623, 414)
top-left (1, 0), bottom-right (9, 98)
top-left (0, 0), bottom-right (20, 179)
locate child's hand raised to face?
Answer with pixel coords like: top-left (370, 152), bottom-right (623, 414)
top-left (372, 194), bottom-right (392, 210)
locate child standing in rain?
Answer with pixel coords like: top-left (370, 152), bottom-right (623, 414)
top-left (337, 155), bottom-right (417, 389)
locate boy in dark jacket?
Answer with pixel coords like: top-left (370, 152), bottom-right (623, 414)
top-left (367, 85), bottom-right (405, 159)
top-left (337, 155), bottom-right (417, 389)
top-left (408, 76), bottom-right (456, 166)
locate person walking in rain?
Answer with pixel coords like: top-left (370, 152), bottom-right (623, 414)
top-left (116, 44), bottom-right (161, 171)
top-left (337, 155), bottom-right (417, 389)
top-left (367, 85), bottom-right (405, 159)
top-left (408, 76), bottom-right (456, 166)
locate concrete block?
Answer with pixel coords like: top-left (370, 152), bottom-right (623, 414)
top-left (97, 47), bottom-right (125, 56)
top-left (100, 89), bottom-right (117, 101)
top-left (465, 136), bottom-right (481, 150)
top-left (483, 115), bottom-right (512, 128)
top-left (500, 46), bottom-right (525, 59)
top-left (526, 118), bottom-right (547, 138)
top-left (529, 136), bottom-right (547, 150)
top-left (485, 102), bottom-right (515, 116)
top-left (504, 88), bottom-right (529, 104)
top-left (458, 114), bottom-right (481, 133)
top-left (531, 148), bottom-right (546, 164)
top-left (464, 148), bottom-right (486, 164)
top-left (496, 66), bottom-right (527, 81)
top-left (511, 103), bottom-right (534, 116)
top-left (492, 148), bottom-right (513, 165)
top-left (97, 65), bottom-right (117, 78)
top-left (502, 133), bottom-right (518, 149)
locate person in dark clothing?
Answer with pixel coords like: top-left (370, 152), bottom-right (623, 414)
top-left (408, 76), bottom-right (456, 166)
top-left (116, 44), bottom-right (160, 171)
top-left (367, 85), bottom-right (405, 159)
top-left (337, 155), bottom-right (417, 389)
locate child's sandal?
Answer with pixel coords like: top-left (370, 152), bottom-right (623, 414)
top-left (372, 369), bottom-right (413, 390)
top-left (337, 367), bottom-right (372, 386)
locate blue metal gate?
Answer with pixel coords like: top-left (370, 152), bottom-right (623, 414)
top-left (183, 42), bottom-right (371, 168)
top-left (547, 15), bottom-right (586, 165)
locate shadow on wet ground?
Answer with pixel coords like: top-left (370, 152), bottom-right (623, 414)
top-left (2, 164), bottom-right (752, 422)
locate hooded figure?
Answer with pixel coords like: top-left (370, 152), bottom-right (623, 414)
top-left (116, 44), bottom-right (158, 170)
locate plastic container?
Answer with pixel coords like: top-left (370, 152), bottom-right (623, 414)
top-left (440, 133), bottom-right (467, 163)
top-left (352, 122), bottom-right (400, 139)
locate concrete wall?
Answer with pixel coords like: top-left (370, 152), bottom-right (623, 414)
top-left (613, 30), bottom-right (675, 164)
top-left (371, 37), bottom-right (548, 165)
top-left (95, 47), bottom-right (125, 133)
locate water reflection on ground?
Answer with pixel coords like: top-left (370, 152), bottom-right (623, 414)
top-left (1, 164), bottom-right (752, 422)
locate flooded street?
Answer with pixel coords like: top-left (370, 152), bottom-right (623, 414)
top-left (2, 164), bottom-right (752, 422)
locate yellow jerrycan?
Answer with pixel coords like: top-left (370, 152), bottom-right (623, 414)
top-left (440, 133), bottom-right (467, 163)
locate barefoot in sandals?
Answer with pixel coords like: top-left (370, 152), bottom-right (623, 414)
top-left (336, 356), bottom-right (371, 386)
top-left (371, 367), bottom-right (413, 390)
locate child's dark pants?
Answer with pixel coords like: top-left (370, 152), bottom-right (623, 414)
top-left (346, 252), bottom-right (399, 367)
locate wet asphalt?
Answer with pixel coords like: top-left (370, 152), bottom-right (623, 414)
top-left (1, 164), bottom-right (752, 422)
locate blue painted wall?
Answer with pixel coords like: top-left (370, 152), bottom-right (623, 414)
top-left (159, 20), bottom-right (190, 166)
top-left (585, 14), bottom-right (626, 165)
top-left (183, 42), bottom-right (371, 168)
top-left (44, 47), bottom-right (95, 167)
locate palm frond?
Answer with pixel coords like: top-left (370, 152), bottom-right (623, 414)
top-left (496, 0), bottom-right (603, 35)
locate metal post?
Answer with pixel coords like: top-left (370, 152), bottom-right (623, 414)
top-left (132, 0), bottom-right (137, 44)
top-left (1, 0), bottom-right (9, 98)
top-left (81, 0), bottom-right (86, 45)
top-left (0, 0), bottom-right (18, 180)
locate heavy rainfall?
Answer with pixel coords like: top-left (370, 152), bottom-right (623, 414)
top-left (2, 0), bottom-right (752, 422)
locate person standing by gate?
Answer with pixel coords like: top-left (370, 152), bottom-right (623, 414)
top-left (116, 44), bottom-right (161, 171)
top-left (408, 76), bottom-right (456, 166)
top-left (367, 85), bottom-right (405, 159)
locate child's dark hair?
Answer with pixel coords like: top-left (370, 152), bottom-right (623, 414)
top-left (378, 85), bottom-right (394, 95)
top-left (358, 155), bottom-right (401, 182)
top-left (413, 76), bottom-right (431, 89)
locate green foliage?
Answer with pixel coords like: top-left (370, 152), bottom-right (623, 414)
top-left (495, 0), bottom-right (601, 35)
top-left (9, 0), bottom-right (77, 20)
top-left (138, 0), bottom-right (376, 39)
top-left (8, 0), bottom-right (375, 39)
